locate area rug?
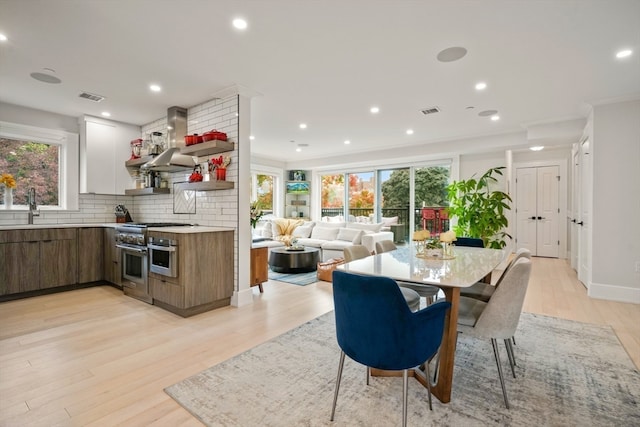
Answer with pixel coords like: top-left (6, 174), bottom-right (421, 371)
top-left (267, 269), bottom-right (320, 286)
top-left (165, 312), bottom-right (640, 426)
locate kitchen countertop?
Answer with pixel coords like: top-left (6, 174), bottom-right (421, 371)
top-left (0, 223), bottom-right (235, 233)
top-left (0, 223), bottom-right (121, 231)
top-left (148, 226), bottom-right (234, 233)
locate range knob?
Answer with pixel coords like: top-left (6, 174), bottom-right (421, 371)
top-left (136, 235), bottom-right (145, 245)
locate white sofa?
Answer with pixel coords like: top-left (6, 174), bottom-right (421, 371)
top-left (252, 218), bottom-right (394, 262)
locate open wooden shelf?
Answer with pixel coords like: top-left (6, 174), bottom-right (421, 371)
top-left (179, 140), bottom-right (234, 157)
top-left (175, 181), bottom-right (234, 191)
top-left (124, 187), bottom-right (170, 196)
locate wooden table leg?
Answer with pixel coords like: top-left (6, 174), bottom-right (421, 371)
top-left (429, 287), bottom-right (460, 403)
top-left (370, 287), bottom-right (461, 403)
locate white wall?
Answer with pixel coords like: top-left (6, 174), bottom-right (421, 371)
top-left (0, 102), bottom-right (78, 134)
top-left (590, 99), bottom-right (640, 303)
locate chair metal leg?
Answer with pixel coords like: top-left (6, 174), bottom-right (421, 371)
top-left (330, 351), bottom-right (346, 421)
top-left (491, 338), bottom-right (510, 409)
top-left (425, 360), bottom-right (433, 411)
top-left (366, 366), bottom-right (370, 385)
top-left (402, 369), bottom-right (409, 427)
top-left (504, 338), bottom-right (517, 378)
top-left (512, 335), bottom-right (516, 346)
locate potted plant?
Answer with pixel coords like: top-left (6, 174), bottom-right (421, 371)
top-left (446, 166), bottom-right (512, 249)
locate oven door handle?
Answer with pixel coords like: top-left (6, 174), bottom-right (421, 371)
top-left (116, 244), bottom-right (147, 254)
top-left (148, 244), bottom-right (177, 252)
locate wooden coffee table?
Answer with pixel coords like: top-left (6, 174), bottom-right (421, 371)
top-left (269, 247), bottom-right (320, 273)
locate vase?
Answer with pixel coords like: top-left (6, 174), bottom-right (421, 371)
top-left (3, 187), bottom-right (13, 209)
top-left (216, 168), bottom-right (226, 181)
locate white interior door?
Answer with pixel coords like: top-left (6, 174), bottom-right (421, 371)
top-left (536, 166), bottom-right (560, 257)
top-left (515, 168), bottom-right (537, 254)
top-left (578, 139), bottom-right (591, 288)
top-left (570, 149), bottom-right (580, 270)
top-left (515, 166), bottom-right (560, 257)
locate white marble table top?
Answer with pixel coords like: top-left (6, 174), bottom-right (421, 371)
top-left (338, 245), bottom-right (507, 288)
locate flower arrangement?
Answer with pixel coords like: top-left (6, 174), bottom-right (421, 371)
top-left (250, 201), bottom-right (264, 228)
top-left (413, 229), bottom-right (457, 258)
top-left (1, 173), bottom-right (17, 189)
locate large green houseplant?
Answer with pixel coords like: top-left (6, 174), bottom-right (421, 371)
top-left (446, 166), bottom-right (512, 249)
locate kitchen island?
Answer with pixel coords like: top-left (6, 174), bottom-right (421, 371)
top-left (148, 226), bottom-right (234, 317)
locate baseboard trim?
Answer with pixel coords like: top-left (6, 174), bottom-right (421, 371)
top-left (588, 281), bottom-right (640, 304)
top-left (231, 288), bottom-right (255, 307)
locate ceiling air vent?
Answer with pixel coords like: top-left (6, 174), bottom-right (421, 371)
top-left (420, 106), bottom-right (441, 115)
top-left (78, 91), bottom-right (105, 102)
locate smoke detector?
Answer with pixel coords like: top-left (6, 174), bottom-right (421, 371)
top-left (420, 106), bottom-right (441, 115)
top-left (78, 91), bottom-right (106, 102)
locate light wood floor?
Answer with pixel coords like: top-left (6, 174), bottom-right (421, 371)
top-left (0, 257), bottom-right (638, 426)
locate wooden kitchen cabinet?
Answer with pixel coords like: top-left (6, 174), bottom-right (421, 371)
top-left (0, 241), bottom-right (40, 295)
top-left (0, 228), bottom-right (78, 296)
top-left (78, 228), bottom-right (104, 283)
top-left (250, 246), bottom-right (268, 292)
top-left (39, 229), bottom-right (78, 289)
top-left (149, 229), bottom-right (234, 317)
top-left (103, 227), bottom-right (121, 286)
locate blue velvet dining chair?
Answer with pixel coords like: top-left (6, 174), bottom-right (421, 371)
top-left (454, 236), bottom-right (485, 248)
top-left (330, 270), bottom-right (451, 427)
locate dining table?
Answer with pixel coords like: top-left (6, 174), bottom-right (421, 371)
top-left (337, 244), bottom-right (507, 403)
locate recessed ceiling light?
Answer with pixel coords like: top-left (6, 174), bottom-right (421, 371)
top-left (233, 18), bottom-right (248, 30)
top-left (530, 146), bottom-right (544, 151)
top-left (616, 49), bottom-right (632, 59)
top-left (478, 109), bottom-right (498, 117)
top-left (475, 82), bottom-right (487, 90)
top-left (249, 135), bottom-right (255, 140)
top-left (491, 115), bottom-right (500, 121)
top-left (406, 129), bottom-right (414, 135)
top-left (0, 33), bottom-right (7, 42)
top-left (344, 140), bottom-right (351, 145)
top-left (370, 106), bottom-right (380, 114)
top-left (299, 123), bottom-right (307, 129)
top-left (436, 46), bottom-right (467, 62)
top-left (295, 147), bottom-right (302, 152)
top-left (149, 84), bottom-right (161, 92)
top-left (101, 112), bottom-right (111, 117)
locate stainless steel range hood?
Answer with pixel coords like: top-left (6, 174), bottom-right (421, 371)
top-left (142, 106), bottom-right (196, 172)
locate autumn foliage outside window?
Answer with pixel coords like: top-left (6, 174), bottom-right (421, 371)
top-left (0, 138), bottom-right (59, 206)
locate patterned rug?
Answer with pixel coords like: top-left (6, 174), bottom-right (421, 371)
top-left (165, 312), bottom-right (640, 426)
top-left (268, 269), bottom-right (320, 286)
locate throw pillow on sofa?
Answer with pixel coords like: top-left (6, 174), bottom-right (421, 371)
top-left (346, 222), bottom-right (384, 234)
top-left (292, 223), bottom-right (315, 238)
top-left (336, 227), bottom-right (364, 244)
top-left (311, 226), bottom-right (340, 241)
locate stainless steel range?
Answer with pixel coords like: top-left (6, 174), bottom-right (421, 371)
top-left (115, 222), bottom-right (192, 303)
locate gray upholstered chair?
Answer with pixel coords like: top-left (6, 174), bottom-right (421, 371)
top-left (343, 244), bottom-right (421, 312)
top-left (374, 239), bottom-right (397, 254)
top-left (343, 245), bottom-right (372, 262)
top-left (461, 248), bottom-right (532, 302)
top-left (375, 240), bottom-right (440, 305)
top-left (456, 257), bottom-right (532, 409)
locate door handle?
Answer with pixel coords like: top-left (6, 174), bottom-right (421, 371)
top-left (571, 219), bottom-right (576, 223)
top-left (530, 216), bottom-right (537, 220)
top-left (537, 216), bottom-right (544, 220)
top-left (577, 221), bottom-right (584, 226)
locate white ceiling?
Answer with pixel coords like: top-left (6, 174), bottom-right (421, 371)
top-left (1, 0), bottom-right (638, 162)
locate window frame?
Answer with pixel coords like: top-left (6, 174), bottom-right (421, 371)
top-left (0, 121), bottom-right (79, 211)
